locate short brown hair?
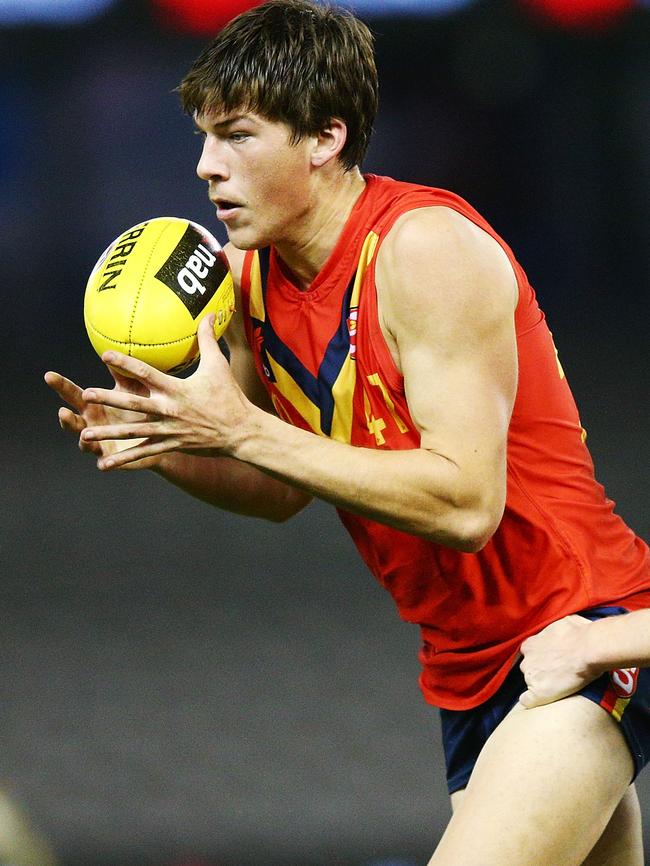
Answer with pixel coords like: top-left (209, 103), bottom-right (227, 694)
top-left (178, 0), bottom-right (378, 171)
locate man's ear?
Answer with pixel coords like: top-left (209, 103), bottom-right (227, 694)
top-left (310, 118), bottom-right (348, 167)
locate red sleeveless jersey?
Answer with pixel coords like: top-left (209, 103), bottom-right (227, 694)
top-left (240, 174), bottom-right (650, 710)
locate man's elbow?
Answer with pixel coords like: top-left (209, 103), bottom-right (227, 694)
top-left (455, 502), bottom-right (503, 552)
top-left (426, 496), bottom-right (503, 553)
top-left (264, 490), bottom-right (313, 523)
top-left (453, 522), bottom-right (495, 553)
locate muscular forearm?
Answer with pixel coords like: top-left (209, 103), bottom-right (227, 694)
top-left (152, 451), bottom-right (311, 522)
top-left (76, 317), bottom-right (505, 546)
top-left (234, 408), bottom-right (501, 550)
top-left (585, 610), bottom-right (650, 674)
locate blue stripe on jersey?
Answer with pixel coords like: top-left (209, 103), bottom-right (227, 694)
top-left (254, 247), bottom-right (355, 437)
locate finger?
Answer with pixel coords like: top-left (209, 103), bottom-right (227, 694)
top-left (519, 689), bottom-right (541, 709)
top-left (45, 371), bottom-right (86, 411)
top-left (81, 421), bottom-right (170, 442)
top-left (199, 312), bottom-right (217, 338)
top-left (108, 364), bottom-right (152, 400)
top-left (101, 351), bottom-right (170, 391)
top-left (97, 436), bottom-right (173, 471)
top-left (518, 687), bottom-right (556, 709)
top-left (198, 319), bottom-right (232, 378)
top-left (79, 435), bottom-right (103, 456)
top-left (519, 634), bottom-right (537, 654)
top-left (197, 314), bottom-right (226, 362)
top-left (81, 386), bottom-right (158, 415)
top-left (57, 407), bottom-right (101, 455)
top-left (108, 367), bottom-right (140, 391)
top-left (520, 684), bottom-right (578, 708)
top-left (59, 407), bottom-right (86, 433)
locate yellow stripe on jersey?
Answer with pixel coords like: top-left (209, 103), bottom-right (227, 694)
top-left (611, 697), bottom-right (631, 723)
top-left (249, 230), bottom-right (381, 443)
top-left (248, 253), bottom-right (266, 323)
top-left (330, 231), bottom-right (380, 443)
top-left (267, 353), bottom-right (325, 436)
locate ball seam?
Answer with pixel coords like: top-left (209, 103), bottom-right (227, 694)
top-left (128, 220), bottom-right (178, 355)
top-left (86, 320), bottom-right (196, 348)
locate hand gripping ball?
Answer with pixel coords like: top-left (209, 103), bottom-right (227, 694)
top-left (84, 217), bottom-right (235, 374)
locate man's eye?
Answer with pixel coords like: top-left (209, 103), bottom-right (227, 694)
top-left (230, 132), bottom-right (249, 142)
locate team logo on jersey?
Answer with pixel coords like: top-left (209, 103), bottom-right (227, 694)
top-left (251, 324), bottom-right (274, 380)
top-left (347, 307), bottom-right (358, 359)
top-left (610, 667), bottom-right (639, 698)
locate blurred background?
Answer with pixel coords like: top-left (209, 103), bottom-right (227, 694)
top-left (2, 0), bottom-right (649, 864)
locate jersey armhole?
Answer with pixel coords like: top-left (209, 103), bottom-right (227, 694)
top-left (369, 198), bottom-right (536, 360)
top-left (363, 198), bottom-right (460, 397)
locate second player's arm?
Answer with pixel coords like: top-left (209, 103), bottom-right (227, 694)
top-left (519, 609), bottom-right (650, 707)
top-left (585, 609), bottom-right (650, 670)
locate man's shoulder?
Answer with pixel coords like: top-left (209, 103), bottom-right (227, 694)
top-left (376, 205), bottom-right (518, 330)
top-left (364, 178), bottom-right (494, 259)
top-left (379, 204), bottom-right (510, 283)
top-left (383, 204), bottom-right (476, 249)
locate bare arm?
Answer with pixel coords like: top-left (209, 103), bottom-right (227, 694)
top-left (519, 609), bottom-right (650, 708)
top-left (45, 242), bottom-right (311, 522)
top-left (79, 208), bottom-right (517, 551)
top-left (587, 609), bottom-right (650, 669)
top-left (227, 208), bottom-right (517, 548)
top-left (149, 244), bottom-right (312, 520)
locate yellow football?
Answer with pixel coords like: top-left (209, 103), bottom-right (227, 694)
top-left (84, 217), bottom-right (234, 374)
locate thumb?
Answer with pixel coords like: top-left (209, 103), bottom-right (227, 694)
top-left (197, 313), bottom-right (221, 353)
top-left (197, 313), bottom-right (230, 372)
top-left (518, 689), bottom-right (540, 709)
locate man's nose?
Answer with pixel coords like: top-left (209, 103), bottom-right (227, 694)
top-left (196, 137), bottom-right (228, 182)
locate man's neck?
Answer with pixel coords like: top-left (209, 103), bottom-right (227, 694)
top-left (274, 168), bottom-right (367, 291)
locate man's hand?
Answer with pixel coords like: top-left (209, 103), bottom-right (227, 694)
top-left (518, 614), bottom-right (597, 709)
top-left (72, 314), bottom-right (253, 471)
top-left (44, 363), bottom-right (159, 470)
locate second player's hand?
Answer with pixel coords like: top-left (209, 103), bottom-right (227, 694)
top-left (518, 614), bottom-right (597, 708)
top-left (79, 314), bottom-right (253, 470)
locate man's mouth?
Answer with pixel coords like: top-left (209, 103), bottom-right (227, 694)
top-left (212, 198), bottom-right (242, 219)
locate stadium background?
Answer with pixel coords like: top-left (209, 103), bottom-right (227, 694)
top-left (2, 0), bottom-right (649, 864)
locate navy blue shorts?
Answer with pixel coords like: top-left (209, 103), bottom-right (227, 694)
top-left (440, 606), bottom-right (650, 795)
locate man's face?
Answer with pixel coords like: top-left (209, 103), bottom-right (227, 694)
top-left (194, 109), bottom-right (314, 250)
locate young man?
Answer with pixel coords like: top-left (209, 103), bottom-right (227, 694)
top-left (45, 1), bottom-right (650, 863)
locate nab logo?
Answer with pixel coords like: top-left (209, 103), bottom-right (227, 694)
top-left (610, 667), bottom-right (639, 699)
top-left (156, 224), bottom-right (229, 318)
top-left (177, 244), bottom-right (217, 296)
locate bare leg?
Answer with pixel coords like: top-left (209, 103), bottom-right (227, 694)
top-left (582, 786), bottom-right (643, 866)
top-left (450, 784), bottom-right (643, 866)
top-left (429, 697), bottom-right (634, 866)
top-left (0, 789), bottom-right (58, 866)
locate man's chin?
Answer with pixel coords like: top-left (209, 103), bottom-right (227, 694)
top-left (223, 226), bottom-right (268, 251)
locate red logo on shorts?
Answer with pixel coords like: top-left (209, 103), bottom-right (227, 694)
top-left (610, 667), bottom-right (639, 698)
